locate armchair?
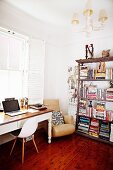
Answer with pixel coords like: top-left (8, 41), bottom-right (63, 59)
top-left (43, 99), bottom-right (75, 137)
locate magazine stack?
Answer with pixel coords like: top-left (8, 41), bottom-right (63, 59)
top-left (87, 84), bottom-right (97, 100)
top-left (96, 102), bottom-right (106, 120)
top-left (89, 119), bottom-right (99, 138)
top-left (79, 99), bottom-right (87, 116)
top-left (78, 116), bottom-right (90, 134)
top-left (99, 121), bottom-right (110, 141)
top-left (106, 88), bottom-right (113, 101)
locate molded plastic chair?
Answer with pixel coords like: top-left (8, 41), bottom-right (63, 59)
top-left (10, 117), bottom-right (38, 164)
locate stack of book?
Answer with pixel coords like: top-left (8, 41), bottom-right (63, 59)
top-left (80, 66), bottom-right (88, 79)
top-left (99, 121), bottom-right (110, 141)
top-left (95, 72), bottom-right (106, 79)
top-left (110, 124), bottom-right (113, 142)
top-left (78, 116), bottom-right (90, 134)
top-left (87, 84), bottom-right (97, 100)
top-left (106, 88), bottom-right (113, 101)
top-left (89, 119), bottom-right (99, 138)
top-left (79, 99), bottom-right (87, 116)
top-left (96, 102), bottom-right (106, 120)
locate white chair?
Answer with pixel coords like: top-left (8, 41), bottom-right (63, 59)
top-left (10, 117), bottom-right (39, 164)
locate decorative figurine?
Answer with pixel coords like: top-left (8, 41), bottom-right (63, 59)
top-left (20, 98), bottom-right (24, 108)
top-left (85, 44), bottom-right (94, 59)
top-left (97, 62), bottom-right (106, 73)
top-left (24, 97), bottom-right (28, 109)
top-left (102, 49), bottom-right (110, 57)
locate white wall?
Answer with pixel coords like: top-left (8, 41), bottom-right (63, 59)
top-left (0, 1), bottom-right (113, 114)
top-left (44, 43), bottom-right (69, 113)
top-left (0, 1), bottom-right (67, 111)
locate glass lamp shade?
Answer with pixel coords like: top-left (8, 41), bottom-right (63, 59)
top-left (83, 0), bottom-right (93, 16)
top-left (72, 13), bottom-right (79, 24)
top-left (98, 9), bottom-right (108, 23)
top-left (83, 9), bottom-right (93, 16)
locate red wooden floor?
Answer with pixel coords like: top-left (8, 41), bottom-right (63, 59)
top-left (0, 129), bottom-right (113, 170)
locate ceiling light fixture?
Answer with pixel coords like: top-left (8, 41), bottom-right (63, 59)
top-left (72, 0), bottom-right (108, 36)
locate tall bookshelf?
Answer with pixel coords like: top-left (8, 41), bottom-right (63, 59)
top-left (76, 56), bottom-right (113, 144)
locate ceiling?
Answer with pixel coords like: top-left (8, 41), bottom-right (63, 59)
top-left (3, 0), bottom-right (113, 28)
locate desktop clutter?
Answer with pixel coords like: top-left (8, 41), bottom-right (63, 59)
top-left (20, 97), bottom-right (29, 109)
top-left (20, 97), bottom-right (47, 110)
top-left (1, 97), bottom-right (47, 116)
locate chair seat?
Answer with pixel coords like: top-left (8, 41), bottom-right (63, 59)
top-left (52, 124), bottom-right (75, 137)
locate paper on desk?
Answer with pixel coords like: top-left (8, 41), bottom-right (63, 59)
top-left (27, 109), bottom-right (39, 113)
top-left (0, 113), bottom-right (4, 124)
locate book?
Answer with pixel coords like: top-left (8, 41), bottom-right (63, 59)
top-left (87, 84), bottom-right (97, 99)
top-left (95, 71), bottom-right (106, 79)
top-left (99, 121), bottom-right (110, 141)
top-left (87, 69), bottom-right (94, 79)
top-left (80, 66), bottom-right (88, 77)
top-left (96, 102), bottom-right (106, 120)
top-left (89, 119), bottom-right (99, 137)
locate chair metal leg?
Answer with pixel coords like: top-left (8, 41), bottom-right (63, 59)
top-left (10, 137), bottom-right (17, 156)
top-left (32, 135), bottom-right (38, 153)
top-left (22, 138), bottom-right (25, 164)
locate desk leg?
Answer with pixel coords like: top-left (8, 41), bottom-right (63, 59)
top-left (48, 117), bottom-right (52, 143)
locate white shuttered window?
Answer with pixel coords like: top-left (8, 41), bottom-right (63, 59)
top-left (28, 39), bottom-right (45, 104)
top-left (0, 31), bottom-right (28, 102)
top-left (0, 29), bottom-right (45, 106)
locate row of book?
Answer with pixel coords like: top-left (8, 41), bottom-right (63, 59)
top-left (80, 84), bottom-right (113, 101)
top-left (80, 66), bottom-right (113, 80)
top-left (106, 88), bottom-right (113, 101)
top-left (78, 116), bottom-right (112, 141)
top-left (79, 100), bottom-right (113, 121)
top-left (79, 109), bottom-right (113, 121)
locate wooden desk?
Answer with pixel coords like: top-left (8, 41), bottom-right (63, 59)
top-left (0, 108), bottom-right (52, 144)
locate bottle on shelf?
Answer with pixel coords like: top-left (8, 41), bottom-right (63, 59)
top-left (88, 100), bottom-right (93, 117)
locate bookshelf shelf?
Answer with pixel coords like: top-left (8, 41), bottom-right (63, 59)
top-left (76, 56), bottom-right (113, 64)
top-left (79, 79), bottom-right (113, 81)
top-left (76, 56), bottom-right (113, 144)
top-left (77, 114), bottom-right (113, 123)
top-left (79, 97), bottom-right (113, 103)
top-left (76, 131), bottom-right (113, 145)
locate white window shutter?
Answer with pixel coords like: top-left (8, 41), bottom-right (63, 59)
top-left (28, 38), bottom-right (45, 104)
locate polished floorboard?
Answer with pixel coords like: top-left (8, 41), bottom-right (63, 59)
top-left (0, 129), bottom-right (113, 170)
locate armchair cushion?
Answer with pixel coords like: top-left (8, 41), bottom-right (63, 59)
top-left (52, 124), bottom-right (75, 137)
top-left (52, 111), bottom-right (64, 126)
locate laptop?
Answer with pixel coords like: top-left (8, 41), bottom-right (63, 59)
top-left (2, 100), bottom-right (27, 116)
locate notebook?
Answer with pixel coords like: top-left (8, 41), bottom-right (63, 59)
top-left (2, 100), bottom-right (27, 116)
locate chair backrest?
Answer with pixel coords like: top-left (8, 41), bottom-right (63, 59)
top-left (43, 99), bottom-right (60, 112)
top-left (18, 117), bottom-right (38, 138)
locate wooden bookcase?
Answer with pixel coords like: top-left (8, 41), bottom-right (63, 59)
top-left (76, 56), bottom-right (113, 144)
